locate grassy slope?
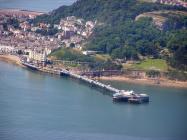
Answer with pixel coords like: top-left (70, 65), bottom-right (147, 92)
top-left (50, 48), bottom-right (95, 62)
top-left (131, 59), bottom-right (168, 71)
top-left (94, 54), bottom-right (111, 61)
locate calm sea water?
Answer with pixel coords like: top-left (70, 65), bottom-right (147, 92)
top-left (1, 1), bottom-right (187, 139)
top-left (0, 61), bottom-right (187, 140)
top-left (0, 0), bottom-right (76, 12)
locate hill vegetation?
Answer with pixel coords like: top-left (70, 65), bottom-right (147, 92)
top-left (50, 47), bottom-right (95, 62)
top-left (34, 0), bottom-right (187, 71)
top-left (50, 48), bottom-right (122, 70)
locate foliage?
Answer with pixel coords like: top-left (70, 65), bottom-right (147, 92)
top-left (166, 29), bottom-right (187, 71)
top-left (163, 14), bottom-right (187, 30)
top-left (89, 60), bottom-right (122, 70)
top-left (35, 28), bottom-right (58, 36)
top-left (33, 0), bottom-right (187, 70)
top-left (166, 70), bottom-right (187, 81)
top-left (7, 18), bottom-right (20, 28)
top-left (146, 70), bottom-right (161, 78)
top-left (3, 18), bottom-right (20, 30)
top-left (111, 45), bottom-right (138, 60)
top-left (50, 47), bottom-right (95, 62)
top-left (34, 0), bottom-right (186, 24)
top-left (50, 48), bottom-right (122, 70)
top-left (69, 43), bottom-right (75, 48)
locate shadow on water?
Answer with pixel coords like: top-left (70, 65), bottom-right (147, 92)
top-left (112, 100), bottom-right (150, 106)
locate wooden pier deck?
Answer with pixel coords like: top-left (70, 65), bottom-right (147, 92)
top-left (22, 61), bottom-right (121, 94)
top-left (60, 69), bottom-right (120, 93)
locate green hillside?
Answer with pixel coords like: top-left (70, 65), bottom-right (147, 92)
top-left (132, 59), bottom-right (168, 71)
top-left (33, 0), bottom-right (187, 71)
top-left (34, 0), bottom-right (186, 24)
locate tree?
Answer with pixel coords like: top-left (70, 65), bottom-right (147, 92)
top-left (167, 30), bottom-right (187, 70)
top-left (69, 43), bottom-right (75, 48)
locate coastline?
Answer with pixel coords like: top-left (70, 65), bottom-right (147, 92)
top-left (0, 8), bottom-right (45, 17)
top-left (0, 54), bottom-right (22, 66)
top-left (97, 76), bottom-right (187, 89)
top-left (0, 54), bottom-right (187, 89)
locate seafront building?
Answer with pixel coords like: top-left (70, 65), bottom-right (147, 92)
top-left (0, 45), bottom-right (15, 54)
top-left (27, 48), bottom-right (51, 63)
top-left (156, 0), bottom-right (187, 7)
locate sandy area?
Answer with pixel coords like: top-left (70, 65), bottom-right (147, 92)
top-left (0, 55), bottom-right (22, 66)
top-left (97, 76), bottom-right (187, 89)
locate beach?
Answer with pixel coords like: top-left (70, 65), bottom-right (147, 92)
top-left (0, 55), bottom-right (22, 66)
top-left (98, 76), bottom-right (187, 89)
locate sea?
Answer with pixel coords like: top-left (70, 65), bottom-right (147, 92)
top-left (0, 0), bottom-right (187, 139)
top-left (0, 0), bottom-right (77, 12)
top-left (0, 61), bottom-right (187, 140)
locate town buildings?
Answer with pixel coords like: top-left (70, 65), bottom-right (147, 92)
top-left (0, 9), bottom-right (97, 62)
top-left (27, 48), bottom-right (50, 62)
top-left (156, 0), bottom-right (187, 8)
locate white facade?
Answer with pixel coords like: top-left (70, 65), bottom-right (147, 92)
top-left (0, 45), bottom-right (14, 53)
top-left (28, 48), bottom-right (50, 62)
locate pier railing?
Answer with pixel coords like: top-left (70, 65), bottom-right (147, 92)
top-left (60, 69), bottom-right (120, 93)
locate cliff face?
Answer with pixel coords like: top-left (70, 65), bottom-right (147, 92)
top-left (135, 12), bottom-right (167, 30)
top-left (135, 10), bottom-right (187, 30)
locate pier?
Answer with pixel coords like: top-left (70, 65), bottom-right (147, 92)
top-left (40, 67), bottom-right (61, 75)
top-left (60, 69), bottom-right (120, 93)
top-left (22, 63), bottom-right (121, 93)
top-left (60, 69), bottom-right (149, 104)
top-left (21, 61), bottom-right (149, 104)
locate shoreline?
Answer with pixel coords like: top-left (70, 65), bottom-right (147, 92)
top-left (0, 8), bottom-right (45, 17)
top-left (97, 76), bottom-right (187, 89)
top-left (0, 54), bottom-right (187, 89)
top-left (0, 54), bottom-right (22, 66)
top-left (0, 8), bottom-right (45, 14)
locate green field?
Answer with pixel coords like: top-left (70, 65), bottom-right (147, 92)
top-left (131, 59), bottom-right (168, 71)
top-left (94, 54), bottom-right (111, 61)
